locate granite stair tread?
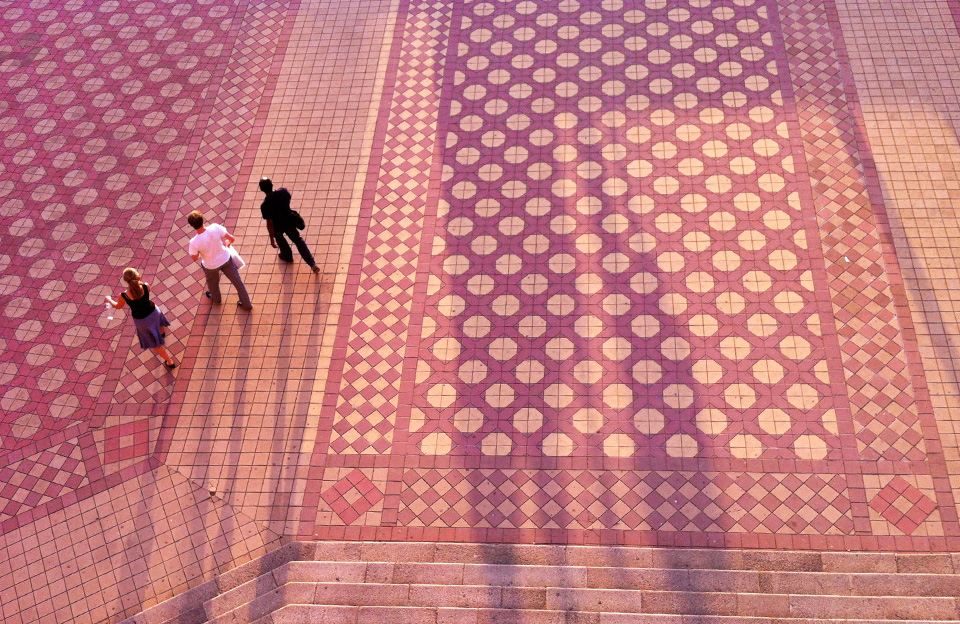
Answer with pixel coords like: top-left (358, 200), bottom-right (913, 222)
top-left (118, 542), bottom-right (960, 624)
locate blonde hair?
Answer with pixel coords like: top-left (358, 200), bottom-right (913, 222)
top-left (123, 268), bottom-right (144, 299)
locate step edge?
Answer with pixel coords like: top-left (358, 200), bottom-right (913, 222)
top-left (258, 602), bottom-right (960, 624)
top-left (287, 560), bottom-right (960, 587)
top-left (202, 562), bottom-right (295, 618)
top-left (119, 543), bottom-right (960, 624)
top-left (206, 584), bottom-right (293, 624)
top-left (202, 569), bottom-right (960, 623)
top-left (224, 576), bottom-right (960, 600)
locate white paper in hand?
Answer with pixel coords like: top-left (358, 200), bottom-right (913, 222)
top-left (229, 246), bottom-right (245, 270)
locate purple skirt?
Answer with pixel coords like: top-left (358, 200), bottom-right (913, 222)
top-left (133, 307), bottom-right (170, 349)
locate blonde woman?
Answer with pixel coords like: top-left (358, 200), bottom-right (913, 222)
top-left (105, 268), bottom-right (176, 369)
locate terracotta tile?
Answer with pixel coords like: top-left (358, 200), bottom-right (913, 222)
top-left (6, 0), bottom-right (960, 619)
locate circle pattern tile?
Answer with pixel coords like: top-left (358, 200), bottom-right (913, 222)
top-left (411, 0), bottom-right (839, 461)
top-left (0, 0), bottom-right (236, 454)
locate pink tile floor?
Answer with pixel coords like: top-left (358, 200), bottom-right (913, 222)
top-left (4, 0), bottom-right (960, 621)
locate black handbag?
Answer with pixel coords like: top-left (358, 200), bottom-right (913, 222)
top-left (290, 209), bottom-right (305, 230)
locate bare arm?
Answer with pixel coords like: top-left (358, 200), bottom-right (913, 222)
top-left (190, 252), bottom-right (200, 261)
top-left (222, 232), bottom-right (236, 247)
top-left (265, 219), bottom-right (277, 248)
top-left (104, 294), bottom-right (127, 309)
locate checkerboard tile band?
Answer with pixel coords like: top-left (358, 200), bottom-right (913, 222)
top-left (398, 468), bottom-right (854, 534)
top-left (779, 0), bottom-right (926, 462)
top-left (111, 0), bottom-right (292, 405)
top-left (0, 439), bottom-right (86, 523)
top-left (326, 0), bottom-right (455, 455)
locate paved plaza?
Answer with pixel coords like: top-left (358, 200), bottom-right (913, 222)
top-left (3, 0), bottom-right (960, 621)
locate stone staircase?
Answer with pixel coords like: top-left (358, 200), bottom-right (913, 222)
top-left (121, 542), bottom-right (960, 624)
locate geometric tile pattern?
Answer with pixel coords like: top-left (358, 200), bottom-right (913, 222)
top-left (0, 0), bottom-right (238, 454)
top-left (779, 0), bottom-right (926, 462)
top-left (6, 0), bottom-right (950, 565)
top-left (400, 468), bottom-right (854, 535)
top-left (324, 0), bottom-right (456, 455)
top-left (0, 0), bottom-right (402, 620)
top-left (0, 0), bottom-right (301, 619)
top-left (0, 439), bottom-right (86, 522)
top-left (101, 419), bottom-right (150, 465)
top-left (321, 468), bottom-right (385, 524)
top-left (109, 0), bottom-right (293, 406)
top-left (869, 475), bottom-right (938, 536)
top-left (0, 0), bottom-right (289, 528)
top-left (308, 0), bottom-right (955, 545)
top-left (8, 0), bottom-right (960, 621)
top-left (412, 0), bottom-right (844, 462)
top-left (0, 0), bottom-right (307, 532)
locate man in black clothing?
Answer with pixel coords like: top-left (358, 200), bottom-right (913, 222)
top-left (258, 177), bottom-right (321, 274)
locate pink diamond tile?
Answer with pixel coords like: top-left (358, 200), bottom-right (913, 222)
top-left (321, 468), bottom-right (385, 525)
top-left (870, 476), bottom-right (938, 536)
top-left (101, 419), bottom-right (151, 466)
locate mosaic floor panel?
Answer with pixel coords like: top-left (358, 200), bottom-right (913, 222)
top-left (5, 0), bottom-right (960, 621)
top-left (301, 0), bottom-right (957, 548)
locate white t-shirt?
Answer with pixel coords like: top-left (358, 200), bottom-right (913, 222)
top-left (188, 223), bottom-right (231, 269)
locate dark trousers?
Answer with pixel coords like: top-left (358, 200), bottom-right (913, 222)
top-left (276, 226), bottom-right (315, 266)
top-left (203, 257), bottom-right (252, 309)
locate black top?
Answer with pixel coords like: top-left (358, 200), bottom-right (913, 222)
top-left (260, 188), bottom-right (294, 230)
top-left (121, 284), bottom-right (156, 320)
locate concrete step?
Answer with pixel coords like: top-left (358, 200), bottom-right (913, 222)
top-left (277, 560), bottom-right (960, 597)
top-left (311, 543), bottom-right (960, 574)
top-left (211, 579), bottom-right (960, 623)
top-left (204, 571), bottom-right (281, 620)
top-left (255, 604), bottom-right (960, 624)
top-left (120, 543), bottom-right (960, 624)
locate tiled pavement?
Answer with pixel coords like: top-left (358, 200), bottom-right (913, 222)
top-left (2, 0), bottom-right (960, 622)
